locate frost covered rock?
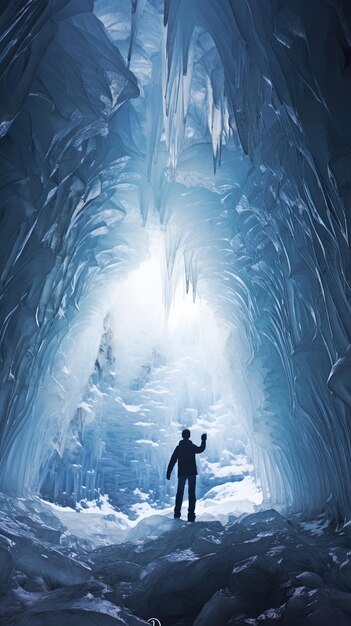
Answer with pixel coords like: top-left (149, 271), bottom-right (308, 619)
top-left (120, 545), bottom-right (237, 621)
top-left (295, 571), bottom-right (324, 589)
top-left (6, 599), bottom-right (148, 626)
top-left (131, 519), bottom-right (224, 565)
top-left (2, 501), bottom-right (351, 625)
top-left (193, 588), bottom-right (242, 626)
top-left (267, 587), bottom-right (351, 626)
top-left (230, 555), bottom-right (291, 615)
top-left (0, 543), bottom-right (13, 594)
top-left (18, 519), bottom-right (62, 545)
top-left (126, 514), bottom-right (181, 542)
top-left (92, 559), bottom-right (141, 586)
top-left (91, 519), bottom-right (225, 570)
top-left (2, 578), bottom-right (149, 626)
top-left (6, 533), bottom-right (91, 588)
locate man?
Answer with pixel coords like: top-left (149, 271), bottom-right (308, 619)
top-left (166, 429), bottom-right (207, 522)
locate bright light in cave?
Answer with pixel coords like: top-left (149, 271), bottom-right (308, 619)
top-left (105, 229), bottom-right (262, 519)
top-left (111, 230), bottom-right (202, 338)
top-left (167, 284), bottom-right (201, 332)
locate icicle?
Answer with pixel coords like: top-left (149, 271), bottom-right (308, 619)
top-left (145, 54), bottom-right (163, 181)
top-left (184, 250), bottom-right (198, 302)
top-left (127, 0), bottom-right (147, 67)
top-left (162, 10), bottom-right (196, 173)
top-left (139, 182), bottom-right (154, 226)
top-left (164, 224), bottom-right (182, 280)
top-left (182, 29), bottom-right (195, 124)
top-left (184, 250), bottom-right (191, 295)
top-left (191, 259), bottom-right (198, 303)
top-left (163, 0), bottom-right (171, 27)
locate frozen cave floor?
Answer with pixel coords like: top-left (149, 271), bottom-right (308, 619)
top-left (1, 495), bottom-right (351, 625)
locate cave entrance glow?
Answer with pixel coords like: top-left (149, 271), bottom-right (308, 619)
top-left (41, 227), bottom-right (262, 522)
top-left (0, 0), bottom-right (270, 522)
top-left (77, 228), bottom-right (263, 522)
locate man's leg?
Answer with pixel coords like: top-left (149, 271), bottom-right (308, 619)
top-left (188, 475), bottom-right (196, 521)
top-left (174, 476), bottom-right (186, 518)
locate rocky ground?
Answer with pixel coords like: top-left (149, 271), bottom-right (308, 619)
top-left (0, 496), bottom-right (351, 625)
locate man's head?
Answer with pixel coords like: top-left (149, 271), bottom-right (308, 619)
top-left (182, 428), bottom-right (191, 440)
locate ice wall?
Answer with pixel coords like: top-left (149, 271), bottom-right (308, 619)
top-left (163, 0), bottom-right (351, 516)
top-left (0, 0), bottom-right (141, 492)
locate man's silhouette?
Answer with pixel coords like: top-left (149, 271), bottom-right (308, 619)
top-left (166, 429), bottom-right (207, 522)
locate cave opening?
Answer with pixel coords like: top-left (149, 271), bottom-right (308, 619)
top-left (32, 0), bottom-right (267, 521)
top-left (39, 220), bottom-right (262, 521)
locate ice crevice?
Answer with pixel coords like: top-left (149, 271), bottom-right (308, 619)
top-left (1, 0), bottom-right (351, 624)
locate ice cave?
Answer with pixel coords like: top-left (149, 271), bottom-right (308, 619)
top-left (1, 0), bottom-right (351, 624)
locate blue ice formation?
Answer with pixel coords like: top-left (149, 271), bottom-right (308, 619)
top-left (1, 0), bottom-right (351, 527)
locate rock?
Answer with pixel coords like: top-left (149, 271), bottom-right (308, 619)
top-left (295, 571), bottom-right (324, 588)
top-left (0, 544), bottom-right (13, 594)
top-left (93, 560), bottom-right (141, 585)
top-left (229, 555), bottom-right (291, 615)
top-left (7, 533), bottom-right (91, 588)
top-left (193, 588), bottom-right (242, 626)
top-left (7, 601), bottom-right (148, 626)
top-left (123, 545), bottom-right (237, 621)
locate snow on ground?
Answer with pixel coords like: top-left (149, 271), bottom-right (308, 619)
top-left (41, 476), bottom-right (263, 546)
top-left (43, 495), bottom-right (131, 545)
top-left (196, 476), bottom-right (263, 521)
top-left (297, 517), bottom-right (332, 537)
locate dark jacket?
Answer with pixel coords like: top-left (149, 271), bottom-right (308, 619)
top-left (167, 438), bottom-right (206, 477)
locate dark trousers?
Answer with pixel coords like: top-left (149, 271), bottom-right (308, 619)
top-left (174, 475), bottom-right (196, 520)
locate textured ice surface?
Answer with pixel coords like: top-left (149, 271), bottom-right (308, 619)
top-left (2, 497), bottom-right (351, 625)
top-left (1, 4), bottom-right (351, 626)
top-left (0, 0), bottom-right (140, 495)
top-left (1, 0), bottom-right (351, 522)
top-left (0, 0), bottom-right (262, 515)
